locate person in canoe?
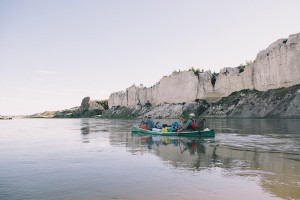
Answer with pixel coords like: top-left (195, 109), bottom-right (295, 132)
top-left (139, 115), bottom-right (148, 130)
top-left (177, 113), bottom-right (196, 132)
top-left (142, 114), bottom-right (155, 130)
top-left (140, 115), bottom-right (148, 125)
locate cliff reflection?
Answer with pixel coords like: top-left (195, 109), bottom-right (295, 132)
top-left (80, 120), bottom-right (90, 143)
top-left (78, 118), bottom-right (300, 199)
top-left (128, 133), bottom-right (300, 199)
top-left (213, 145), bottom-right (300, 199)
top-left (79, 118), bottom-right (111, 143)
top-left (208, 118), bottom-right (300, 135)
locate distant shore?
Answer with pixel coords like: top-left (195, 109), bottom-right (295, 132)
top-left (0, 115), bottom-right (13, 120)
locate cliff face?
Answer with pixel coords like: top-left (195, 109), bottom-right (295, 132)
top-left (104, 85), bottom-right (300, 119)
top-left (109, 71), bottom-right (198, 107)
top-left (254, 34), bottom-right (300, 90)
top-left (109, 32), bottom-right (300, 108)
top-left (109, 71), bottom-right (213, 108)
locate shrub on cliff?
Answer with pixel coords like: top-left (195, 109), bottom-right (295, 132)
top-left (144, 101), bottom-right (152, 107)
top-left (189, 67), bottom-right (203, 76)
top-left (237, 64), bottom-right (246, 73)
top-left (211, 72), bottom-right (218, 87)
top-left (96, 100), bottom-right (109, 110)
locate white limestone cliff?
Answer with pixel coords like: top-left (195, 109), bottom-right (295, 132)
top-left (109, 32), bottom-right (300, 108)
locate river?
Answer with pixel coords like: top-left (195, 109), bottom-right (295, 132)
top-left (0, 118), bottom-right (299, 200)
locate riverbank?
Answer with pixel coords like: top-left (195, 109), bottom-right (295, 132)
top-left (102, 84), bottom-right (300, 119)
top-left (0, 115), bottom-right (12, 120)
top-left (23, 84), bottom-right (300, 119)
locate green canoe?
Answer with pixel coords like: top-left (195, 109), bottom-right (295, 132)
top-left (131, 125), bottom-right (215, 137)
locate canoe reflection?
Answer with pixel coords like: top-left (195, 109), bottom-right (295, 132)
top-left (131, 134), bottom-right (216, 170)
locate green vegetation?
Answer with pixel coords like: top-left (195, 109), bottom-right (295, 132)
top-left (257, 84), bottom-right (300, 99)
top-left (189, 67), bottom-right (203, 76)
top-left (211, 72), bottom-right (218, 87)
top-left (101, 106), bottom-right (139, 119)
top-left (181, 99), bottom-right (210, 118)
top-left (223, 69), bottom-right (229, 75)
top-left (216, 89), bottom-right (256, 106)
top-left (144, 101), bottom-right (152, 107)
top-left (96, 99), bottom-right (109, 110)
top-left (237, 64), bottom-right (246, 73)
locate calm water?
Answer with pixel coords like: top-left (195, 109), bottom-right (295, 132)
top-left (0, 118), bottom-right (300, 200)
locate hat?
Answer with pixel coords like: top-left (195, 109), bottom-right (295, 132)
top-left (189, 113), bottom-right (195, 117)
top-left (148, 114), bottom-right (152, 118)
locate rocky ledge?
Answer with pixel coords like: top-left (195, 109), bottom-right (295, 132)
top-left (27, 97), bottom-right (108, 118)
top-left (26, 84), bottom-right (300, 119)
top-left (205, 84), bottom-right (300, 118)
top-left (103, 84), bottom-right (300, 119)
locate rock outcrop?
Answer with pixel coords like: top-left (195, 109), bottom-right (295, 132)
top-left (102, 100), bottom-right (210, 119)
top-left (206, 84), bottom-right (300, 118)
top-left (27, 97), bottom-right (107, 118)
top-left (109, 32), bottom-right (300, 109)
top-left (52, 97), bottom-right (105, 118)
top-left (25, 33), bottom-right (300, 119)
top-left (104, 85), bottom-right (300, 119)
top-left (80, 97), bottom-right (104, 112)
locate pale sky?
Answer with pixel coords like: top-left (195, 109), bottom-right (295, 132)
top-left (1, 0), bottom-right (300, 115)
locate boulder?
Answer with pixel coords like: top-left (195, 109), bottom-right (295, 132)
top-left (80, 97), bottom-right (104, 112)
